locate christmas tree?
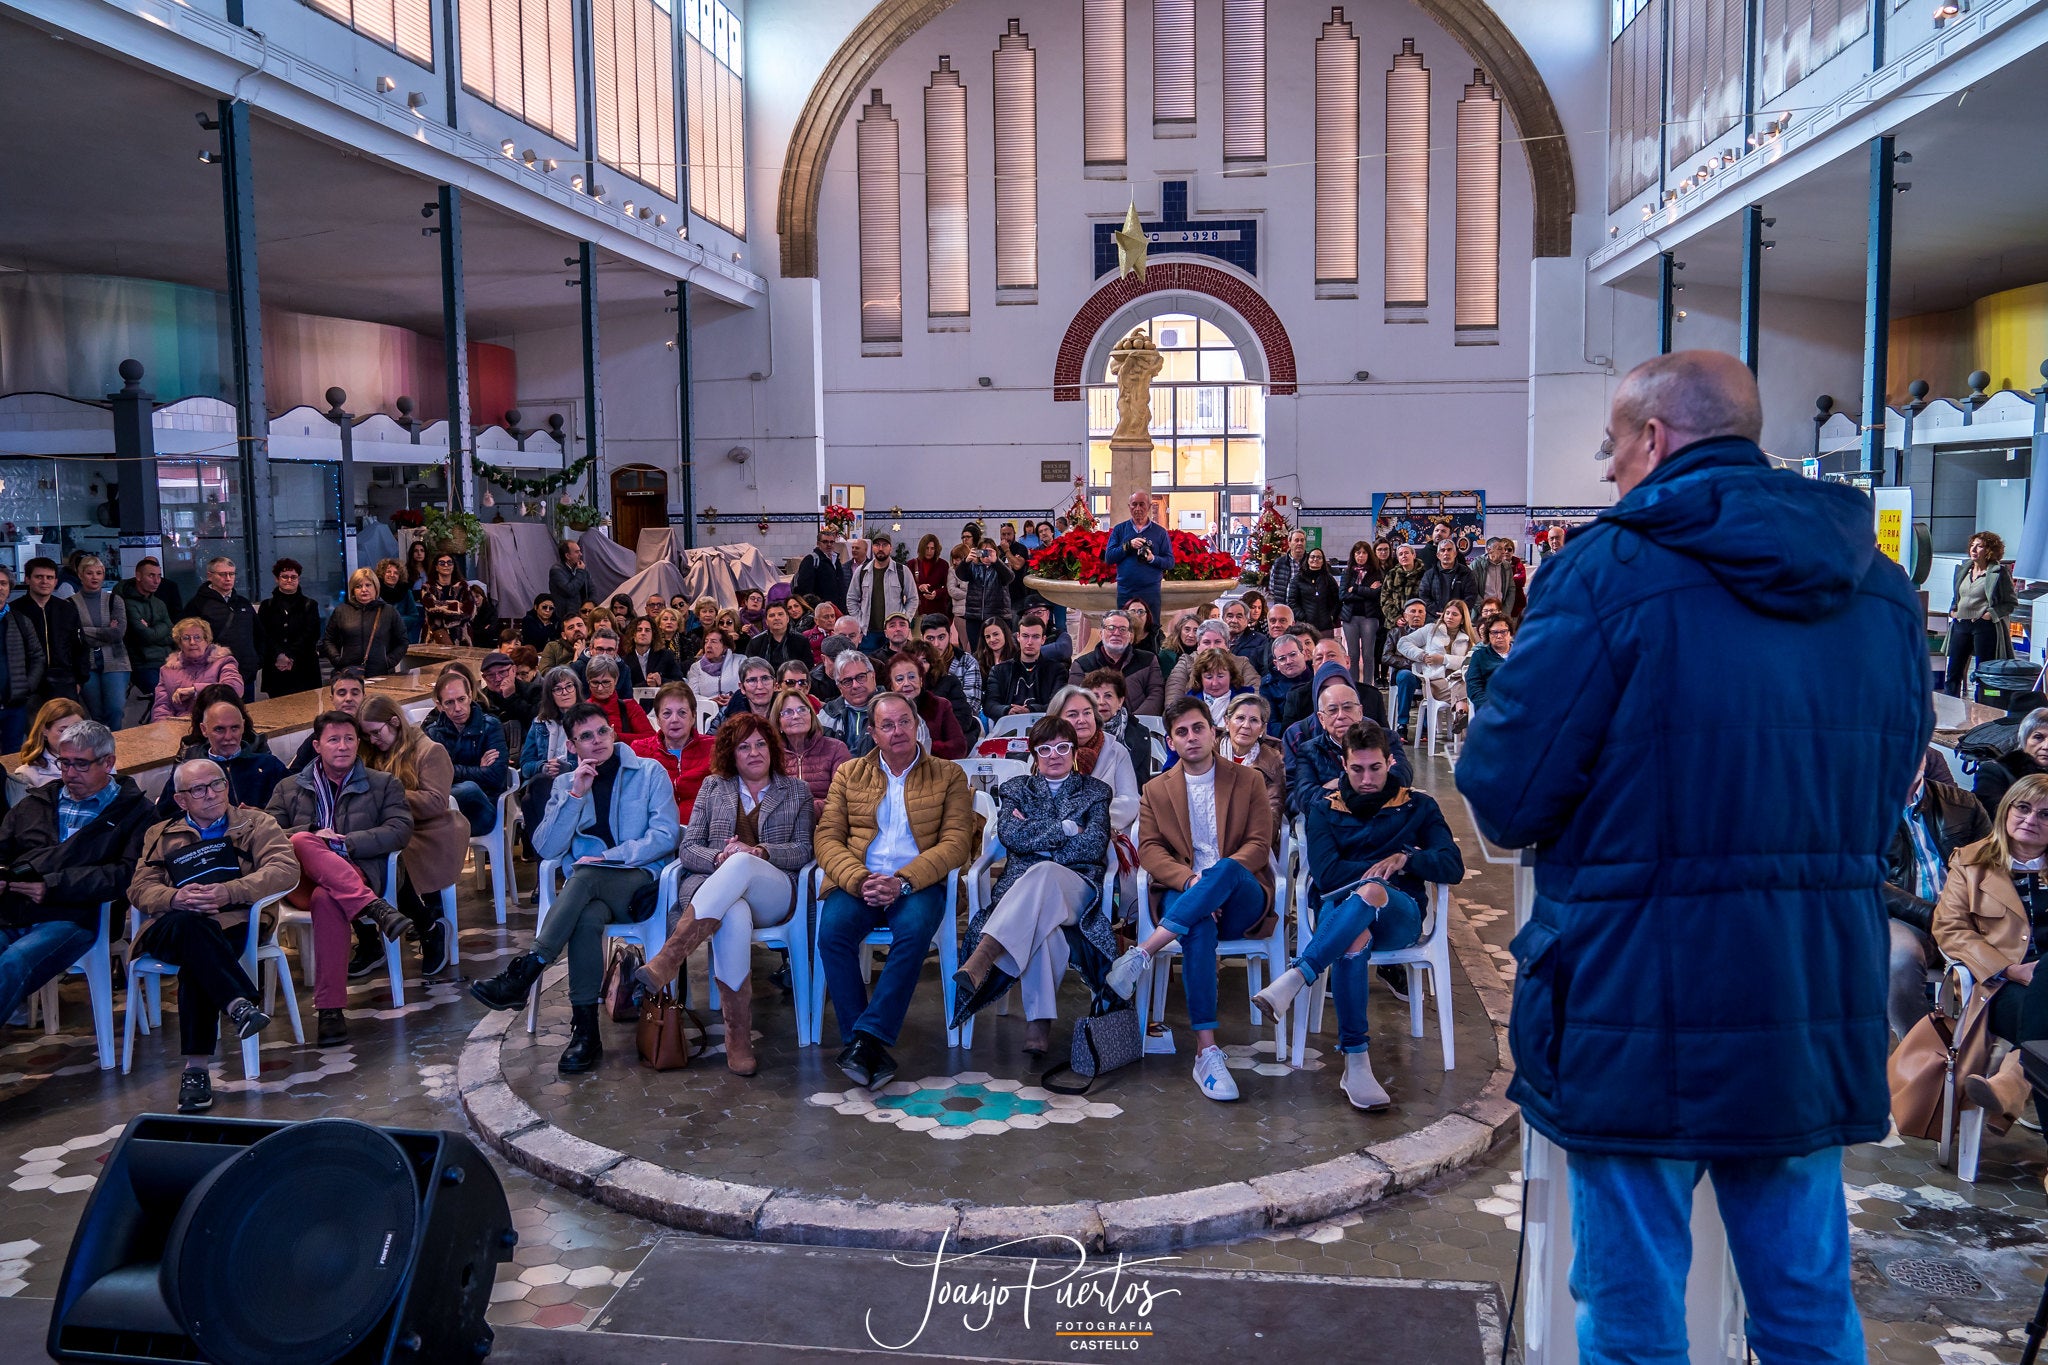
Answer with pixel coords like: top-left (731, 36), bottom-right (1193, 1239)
top-left (1245, 488), bottom-right (1292, 584)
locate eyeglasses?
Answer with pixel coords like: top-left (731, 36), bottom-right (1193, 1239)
top-left (54, 756), bottom-right (106, 772)
top-left (180, 779), bottom-right (229, 798)
top-left (2015, 802), bottom-right (2048, 820)
top-left (1033, 741), bottom-right (1074, 757)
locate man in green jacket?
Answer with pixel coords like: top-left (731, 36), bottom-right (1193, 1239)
top-left (117, 557), bottom-right (175, 717)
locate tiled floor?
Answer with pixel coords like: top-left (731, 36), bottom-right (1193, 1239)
top-left (0, 750), bottom-right (2045, 1356)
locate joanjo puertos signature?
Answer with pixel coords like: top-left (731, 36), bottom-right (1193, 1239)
top-left (865, 1231), bottom-right (1182, 1352)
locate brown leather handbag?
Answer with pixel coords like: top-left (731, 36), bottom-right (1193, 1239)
top-left (1889, 979), bottom-right (1997, 1140)
top-left (635, 988), bottom-right (703, 1072)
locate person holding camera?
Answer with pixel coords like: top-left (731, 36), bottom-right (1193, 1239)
top-left (1104, 492), bottom-right (1175, 624)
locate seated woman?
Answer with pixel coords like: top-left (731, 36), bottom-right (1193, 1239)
top-left (736, 588), bottom-right (767, 636)
top-left (776, 659), bottom-right (821, 712)
top-left (1219, 693), bottom-right (1285, 844)
top-left (776, 684), bottom-right (849, 814)
top-left (152, 618), bottom-right (244, 722)
top-left (885, 652), bottom-right (967, 759)
top-left (1937, 773), bottom-right (2048, 1134)
top-left (584, 655), bottom-right (651, 739)
top-left (628, 713), bottom-right (815, 1075)
top-left (687, 628), bottom-right (743, 712)
top-left (951, 715), bottom-right (1113, 1055)
top-left (156, 688), bottom-right (285, 814)
top-left (1976, 708), bottom-right (2048, 816)
top-left (904, 640), bottom-right (978, 747)
top-left (7, 698), bottom-right (89, 806)
top-left (1401, 600), bottom-right (1476, 730)
top-left (719, 657), bottom-right (778, 728)
top-left (1047, 685), bottom-right (1138, 831)
top-left (1251, 720), bottom-right (1464, 1111)
top-left (1188, 646), bottom-right (1249, 726)
top-left (519, 668), bottom-right (585, 841)
top-left (1083, 669), bottom-right (1156, 784)
top-left (422, 667), bottom-right (510, 836)
top-left (361, 695), bottom-right (467, 975)
top-left (623, 615), bottom-right (681, 691)
top-left (630, 681), bottom-right (715, 824)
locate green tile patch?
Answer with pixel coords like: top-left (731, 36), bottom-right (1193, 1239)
top-left (805, 1072), bottom-right (1121, 1141)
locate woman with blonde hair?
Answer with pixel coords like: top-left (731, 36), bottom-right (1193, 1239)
top-left (324, 567), bottom-right (409, 676)
top-left (775, 684), bottom-right (849, 814)
top-left (8, 698), bottom-right (92, 803)
top-left (1936, 773), bottom-right (2048, 1137)
top-left (152, 618), bottom-right (243, 721)
top-left (360, 694), bottom-right (466, 974)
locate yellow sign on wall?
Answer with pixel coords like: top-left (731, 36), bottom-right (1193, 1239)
top-left (1872, 488), bottom-right (1913, 574)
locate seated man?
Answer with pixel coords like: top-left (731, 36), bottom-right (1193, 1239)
top-left (0, 721), bottom-right (153, 1032)
top-left (1252, 720), bottom-right (1464, 1110)
top-left (536, 613), bottom-right (589, 674)
top-left (1223, 599), bottom-right (1270, 675)
top-left (1259, 630), bottom-right (1314, 737)
top-left (266, 711), bottom-right (415, 1045)
top-left (864, 611), bottom-right (917, 672)
top-left (287, 669), bottom-right (367, 773)
top-left (1285, 674), bottom-right (1410, 815)
top-left (423, 667), bottom-right (511, 836)
top-left (1388, 598), bottom-right (1433, 725)
top-left (159, 696), bottom-right (286, 814)
top-left (1068, 609), bottom-right (1164, 716)
top-left (128, 758), bottom-right (301, 1113)
top-left (748, 598), bottom-right (814, 669)
top-left (814, 691), bottom-right (976, 1090)
top-left (984, 616), bottom-right (1063, 720)
top-left (467, 703), bottom-right (679, 1075)
top-left (1884, 759), bottom-right (1988, 1041)
top-left (819, 649), bottom-right (881, 756)
top-left (1106, 697), bottom-right (1276, 1102)
top-left (479, 649), bottom-right (540, 737)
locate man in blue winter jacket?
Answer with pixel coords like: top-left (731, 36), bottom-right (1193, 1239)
top-left (1459, 350), bottom-right (1932, 1361)
top-left (1104, 491), bottom-right (1174, 622)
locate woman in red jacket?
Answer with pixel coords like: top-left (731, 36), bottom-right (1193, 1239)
top-left (912, 534), bottom-right (953, 629)
top-left (630, 682), bottom-right (714, 822)
top-left (884, 652), bottom-right (967, 759)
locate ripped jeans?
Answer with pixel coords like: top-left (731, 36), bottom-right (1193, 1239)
top-left (1293, 881), bottom-right (1423, 1054)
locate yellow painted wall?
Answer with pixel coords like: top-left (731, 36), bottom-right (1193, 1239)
top-left (1890, 281), bottom-right (2048, 402)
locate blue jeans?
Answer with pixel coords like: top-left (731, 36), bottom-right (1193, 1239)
top-left (1393, 669), bottom-right (1419, 724)
top-left (451, 780), bottom-right (498, 837)
top-left (1160, 858), bottom-right (1268, 1033)
top-left (1296, 882), bottom-right (1422, 1054)
top-left (818, 882), bottom-right (949, 1046)
top-left (0, 920), bottom-right (97, 1025)
top-left (1568, 1148), bottom-right (1861, 1365)
top-left (82, 671), bottom-right (129, 731)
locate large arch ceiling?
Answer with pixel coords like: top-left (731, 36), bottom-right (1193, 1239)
top-left (775, 0), bottom-right (1576, 278)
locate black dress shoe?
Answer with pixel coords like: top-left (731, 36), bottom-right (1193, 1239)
top-left (836, 1039), bottom-right (874, 1089)
top-left (316, 1008), bottom-right (349, 1046)
top-left (860, 1033), bottom-right (898, 1090)
top-left (949, 965), bottom-right (1018, 1031)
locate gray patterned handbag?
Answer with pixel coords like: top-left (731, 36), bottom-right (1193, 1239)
top-left (1041, 993), bottom-right (1142, 1094)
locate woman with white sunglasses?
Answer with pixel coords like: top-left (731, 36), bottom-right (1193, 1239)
top-left (950, 714), bottom-right (1113, 1056)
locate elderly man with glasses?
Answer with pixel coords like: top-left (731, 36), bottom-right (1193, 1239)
top-left (1104, 492), bottom-right (1176, 625)
top-left (1069, 610), bottom-right (1165, 716)
top-left (0, 721), bottom-right (154, 1035)
top-left (128, 756), bottom-right (301, 1114)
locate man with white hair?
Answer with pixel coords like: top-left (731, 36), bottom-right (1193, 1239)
top-left (127, 756), bottom-right (301, 1112)
top-left (820, 648), bottom-right (882, 757)
top-left (0, 720), bottom-right (152, 1035)
top-left (1165, 617), bottom-right (1259, 704)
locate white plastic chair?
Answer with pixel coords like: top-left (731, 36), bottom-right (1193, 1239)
top-left (1947, 963), bottom-right (1988, 1182)
top-left (1136, 715), bottom-right (1165, 737)
top-left (1290, 881), bottom-right (1455, 1071)
top-left (701, 860), bottom-right (820, 1047)
top-left (468, 781), bottom-right (520, 924)
top-left (804, 864), bottom-right (967, 1048)
top-left (986, 712), bottom-right (1043, 740)
top-left (1132, 853), bottom-right (1290, 1050)
top-left (525, 857), bottom-right (675, 1032)
top-left (958, 755), bottom-right (1030, 794)
top-left (30, 901), bottom-right (117, 1069)
top-left (696, 696), bottom-right (722, 731)
top-left (402, 699), bottom-right (435, 725)
top-left (123, 891), bottom-right (301, 1078)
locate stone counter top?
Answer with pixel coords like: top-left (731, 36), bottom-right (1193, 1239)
top-left (3, 645), bottom-right (495, 775)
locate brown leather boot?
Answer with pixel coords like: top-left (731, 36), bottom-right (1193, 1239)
top-left (1964, 1049), bottom-right (2031, 1135)
top-left (632, 909), bottom-right (719, 997)
top-left (721, 983), bottom-right (757, 1076)
top-left (956, 934), bottom-right (1005, 992)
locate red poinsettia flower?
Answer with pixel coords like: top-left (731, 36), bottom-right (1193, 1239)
top-left (1026, 528), bottom-right (1239, 584)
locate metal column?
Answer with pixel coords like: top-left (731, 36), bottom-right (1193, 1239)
top-left (1739, 205), bottom-right (1764, 374)
top-left (109, 359), bottom-right (163, 581)
top-left (323, 389), bottom-right (362, 577)
top-left (1861, 136), bottom-right (1896, 476)
top-left (1657, 252), bottom-right (1677, 356)
top-left (578, 243), bottom-right (604, 506)
top-left (674, 280), bottom-right (696, 549)
top-left (438, 185), bottom-right (474, 515)
top-left (217, 99), bottom-right (275, 583)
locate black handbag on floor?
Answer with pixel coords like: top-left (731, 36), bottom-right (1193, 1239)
top-left (1041, 992), bottom-right (1142, 1095)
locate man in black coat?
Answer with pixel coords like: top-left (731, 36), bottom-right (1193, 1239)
top-left (1883, 765), bottom-right (1990, 1041)
top-left (984, 617), bottom-right (1063, 718)
top-left (748, 600), bottom-right (815, 668)
top-left (793, 527), bottom-right (850, 612)
top-left (192, 557), bottom-right (260, 701)
top-left (18, 558), bottom-right (88, 704)
top-left (1416, 539), bottom-right (1478, 619)
top-left (1068, 609), bottom-right (1165, 716)
top-left (547, 541), bottom-right (594, 613)
top-left (0, 720), bottom-right (152, 1028)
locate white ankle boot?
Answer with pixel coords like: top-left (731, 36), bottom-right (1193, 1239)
top-left (1341, 1051), bottom-right (1391, 1111)
top-left (1252, 967), bottom-right (1307, 1023)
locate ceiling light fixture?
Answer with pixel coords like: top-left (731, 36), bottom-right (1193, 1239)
top-left (521, 149), bottom-right (537, 167)
top-left (571, 174), bottom-right (585, 191)
top-left (623, 200), bottom-right (636, 215)
top-left (197, 150), bottom-right (221, 164)
top-left (375, 75), bottom-right (396, 93)
top-left (406, 91), bottom-right (427, 114)
top-left (500, 139), bottom-right (516, 156)
top-left (543, 158), bottom-right (558, 172)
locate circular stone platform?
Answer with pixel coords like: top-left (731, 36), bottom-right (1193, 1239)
top-left (458, 907), bottom-right (1519, 1253)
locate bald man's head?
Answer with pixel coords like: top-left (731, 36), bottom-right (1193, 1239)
top-left (1607, 350), bottom-right (1763, 496)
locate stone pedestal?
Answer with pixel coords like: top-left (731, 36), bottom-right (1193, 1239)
top-left (1109, 435), bottom-right (1155, 521)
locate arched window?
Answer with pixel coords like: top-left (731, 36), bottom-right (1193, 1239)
top-left (1086, 312), bottom-right (1265, 551)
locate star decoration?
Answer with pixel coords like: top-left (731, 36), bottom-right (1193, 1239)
top-left (1113, 202), bottom-right (1149, 282)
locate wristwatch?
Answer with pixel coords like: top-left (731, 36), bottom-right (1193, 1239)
top-left (897, 877), bottom-right (915, 900)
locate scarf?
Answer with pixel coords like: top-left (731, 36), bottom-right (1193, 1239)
top-left (1340, 778), bottom-right (1402, 824)
top-left (313, 762), bottom-right (351, 832)
top-left (1075, 727), bottom-right (1105, 776)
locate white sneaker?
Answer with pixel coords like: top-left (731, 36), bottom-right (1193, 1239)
top-left (1192, 1045), bottom-right (1240, 1102)
top-left (1341, 1051), bottom-right (1391, 1111)
top-left (1105, 947), bottom-right (1150, 1000)
top-left (1252, 967), bottom-right (1307, 1023)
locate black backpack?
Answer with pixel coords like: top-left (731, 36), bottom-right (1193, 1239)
top-left (1957, 715), bottom-right (2025, 773)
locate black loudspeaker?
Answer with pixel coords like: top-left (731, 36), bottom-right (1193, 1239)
top-left (47, 1115), bottom-right (516, 1365)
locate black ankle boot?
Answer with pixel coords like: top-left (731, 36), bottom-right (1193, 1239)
top-left (469, 952), bottom-right (546, 1011)
top-left (559, 1003), bottom-right (604, 1075)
